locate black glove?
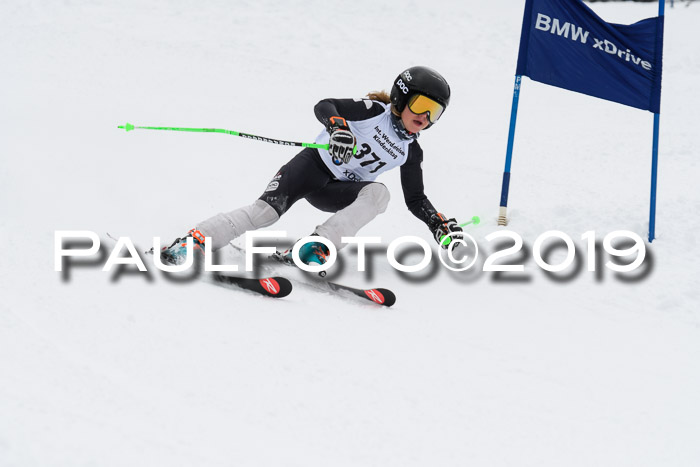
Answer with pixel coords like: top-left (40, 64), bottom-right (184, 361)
top-left (327, 116), bottom-right (356, 165)
top-left (429, 213), bottom-right (463, 249)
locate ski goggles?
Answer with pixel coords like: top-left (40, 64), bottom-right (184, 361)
top-left (407, 94), bottom-right (445, 123)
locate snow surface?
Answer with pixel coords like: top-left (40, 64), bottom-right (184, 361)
top-left (2, 1), bottom-right (700, 466)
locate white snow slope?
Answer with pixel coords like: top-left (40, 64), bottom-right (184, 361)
top-left (2, 1), bottom-right (700, 466)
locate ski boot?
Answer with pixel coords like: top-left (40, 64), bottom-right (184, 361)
top-left (159, 229), bottom-right (206, 265)
top-left (298, 240), bottom-right (330, 266)
top-left (279, 236), bottom-right (330, 267)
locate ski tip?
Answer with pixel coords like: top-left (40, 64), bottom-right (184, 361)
top-left (260, 277), bottom-right (293, 298)
top-left (364, 288), bottom-right (396, 307)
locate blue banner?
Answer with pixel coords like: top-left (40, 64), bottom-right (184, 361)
top-left (516, 0), bottom-right (664, 113)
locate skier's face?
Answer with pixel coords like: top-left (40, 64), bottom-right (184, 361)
top-left (401, 104), bottom-right (430, 133)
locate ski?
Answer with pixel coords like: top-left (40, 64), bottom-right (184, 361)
top-left (107, 233), bottom-right (293, 299)
top-left (269, 250), bottom-right (396, 307)
top-left (213, 274), bottom-right (293, 299)
top-left (324, 281), bottom-right (396, 307)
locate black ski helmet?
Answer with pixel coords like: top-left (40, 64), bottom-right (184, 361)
top-left (390, 66), bottom-right (451, 120)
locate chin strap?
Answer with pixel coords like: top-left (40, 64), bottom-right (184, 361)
top-left (390, 113), bottom-right (419, 141)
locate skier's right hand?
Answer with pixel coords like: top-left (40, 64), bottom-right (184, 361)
top-left (327, 116), bottom-right (356, 165)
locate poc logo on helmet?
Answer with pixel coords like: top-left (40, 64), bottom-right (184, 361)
top-left (396, 78), bottom-right (409, 95)
top-left (402, 70), bottom-right (413, 81)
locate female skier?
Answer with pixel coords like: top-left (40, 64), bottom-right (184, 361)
top-left (161, 65), bottom-right (464, 266)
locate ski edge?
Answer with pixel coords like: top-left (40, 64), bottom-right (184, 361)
top-left (326, 283), bottom-right (396, 307)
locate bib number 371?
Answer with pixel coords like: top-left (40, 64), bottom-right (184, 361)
top-left (354, 143), bottom-right (387, 174)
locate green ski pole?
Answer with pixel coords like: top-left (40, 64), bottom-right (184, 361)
top-left (118, 122), bottom-right (337, 151)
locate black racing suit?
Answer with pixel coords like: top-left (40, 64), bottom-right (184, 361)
top-left (259, 97), bottom-right (439, 229)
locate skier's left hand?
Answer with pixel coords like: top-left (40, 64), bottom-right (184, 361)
top-left (429, 213), bottom-right (463, 249)
top-left (327, 116), bottom-right (356, 165)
